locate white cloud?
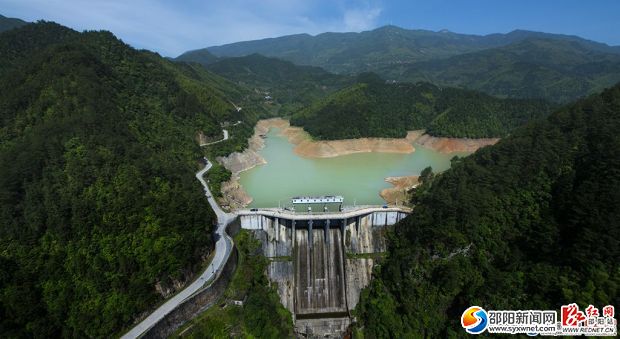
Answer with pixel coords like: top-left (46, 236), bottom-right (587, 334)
top-left (0, 0), bottom-right (384, 56)
top-left (344, 7), bottom-right (382, 31)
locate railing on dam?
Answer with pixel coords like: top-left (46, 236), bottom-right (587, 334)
top-left (237, 205), bottom-right (411, 230)
top-left (236, 205), bottom-right (411, 219)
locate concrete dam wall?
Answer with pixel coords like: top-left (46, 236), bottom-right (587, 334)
top-left (238, 208), bottom-right (408, 337)
top-left (296, 225), bottom-right (347, 316)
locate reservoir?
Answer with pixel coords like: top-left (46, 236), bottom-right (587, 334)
top-left (239, 128), bottom-right (469, 208)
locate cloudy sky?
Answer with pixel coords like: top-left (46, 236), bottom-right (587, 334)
top-left (1, 0), bottom-right (619, 57)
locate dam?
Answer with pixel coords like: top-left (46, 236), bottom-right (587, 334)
top-left (237, 205), bottom-right (409, 337)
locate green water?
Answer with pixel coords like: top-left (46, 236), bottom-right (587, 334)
top-left (239, 128), bottom-right (469, 207)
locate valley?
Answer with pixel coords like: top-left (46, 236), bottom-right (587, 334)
top-left (0, 7), bottom-right (618, 339)
top-left (215, 118), bottom-right (494, 209)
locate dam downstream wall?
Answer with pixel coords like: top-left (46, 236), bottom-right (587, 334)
top-left (239, 209), bottom-right (407, 337)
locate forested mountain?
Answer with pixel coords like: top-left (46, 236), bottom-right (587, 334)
top-left (0, 22), bottom-right (256, 337)
top-left (192, 26), bottom-right (620, 76)
top-left (180, 26), bottom-right (620, 103)
top-left (397, 38), bottom-right (620, 103)
top-left (355, 83), bottom-right (620, 337)
top-left (0, 14), bottom-right (27, 32)
top-left (199, 54), bottom-right (352, 114)
top-left (176, 48), bottom-right (220, 65)
top-left (192, 26), bottom-right (496, 73)
top-left (291, 73), bottom-right (554, 139)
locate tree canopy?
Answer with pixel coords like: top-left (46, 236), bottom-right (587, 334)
top-left (0, 22), bottom-right (257, 337)
top-left (354, 83), bottom-right (620, 337)
top-left (291, 75), bottom-right (555, 139)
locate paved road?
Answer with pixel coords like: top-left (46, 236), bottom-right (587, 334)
top-left (122, 158), bottom-right (236, 339)
top-left (199, 129), bottom-right (229, 146)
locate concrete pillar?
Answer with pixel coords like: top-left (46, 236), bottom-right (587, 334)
top-left (275, 217), bottom-right (279, 242)
top-left (308, 220), bottom-right (313, 249)
top-left (325, 219), bottom-right (330, 244)
top-left (292, 219), bottom-right (296, 241)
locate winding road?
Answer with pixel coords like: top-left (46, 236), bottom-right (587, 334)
top-left (122, 158), bottom-right (236, 339)
top-left (199, 129), bottom-right (229, 146)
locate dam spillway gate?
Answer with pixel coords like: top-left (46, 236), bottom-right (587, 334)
top-left (238, 208), bottom-right (409, 337)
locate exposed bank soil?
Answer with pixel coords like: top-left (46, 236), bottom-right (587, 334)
top-left (380, 176), bottom-right (419, 205)
top-left (271, 120), bottom-right (497, 157)
top-left (413, 132), bottom-right (499, 153)
top-left (216, 118), bottom-right (499, 209)
top-left (216, 119), bottom-right (289, 209)
top-left (276, 120), bottom-right (415, 158)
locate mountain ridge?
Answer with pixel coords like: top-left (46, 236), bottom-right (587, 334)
top-left (192, 25), bottom-right (620, 69)
top-left (177, 25), bottom-right (620, 102)
top-left (0, 14), bottom-right (28, 32)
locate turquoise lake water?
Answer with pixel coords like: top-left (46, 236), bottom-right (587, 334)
top-left (239, 128), bottom-right (469, 208)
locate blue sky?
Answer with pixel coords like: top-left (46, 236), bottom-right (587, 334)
top-left (1, 0), bottom-right (619, 57)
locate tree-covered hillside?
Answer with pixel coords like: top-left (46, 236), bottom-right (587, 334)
top-left (291, 73), bottom-right (554, 139)
top-left (0, 14), bottom-right (27, 33)
top-left (0, 22), bottom-right (255, 337)
top-left (201, 54), bottom-right (352, 115)
top-left (355, 83), bottom-right (620, 337)
top-left (200, 26), bottom-right (620, 75)
top-left (175, 48), bottom-right (220, 65)
top-left (399, 38), bottom-right (620, 103)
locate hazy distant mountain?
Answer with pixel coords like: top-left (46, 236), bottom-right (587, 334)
top-left (0, 14), bottom-right (27, 32)
top-left (179, 25), bottom-right (620, 102)
top-left (397, 38), bottom-right (620, 103)
top-left (183, 26), bottom-right (620, 75)
top-left (176, 48), bottom-right (219, 65)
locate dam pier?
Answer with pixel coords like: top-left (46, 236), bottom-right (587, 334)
top-left (237, 203), bottom-right (409, 337)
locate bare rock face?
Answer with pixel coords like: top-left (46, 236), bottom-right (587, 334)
top-left (154, 278), bottom-right (186, 298)
top-left (220, 177), bottom-right (253, 209)
top-left (380, 175), bottom-right (419, 205)
top-left (216, 149), bottom-right (265, 210)
top-left (216, 150), bottom-right (266, 174)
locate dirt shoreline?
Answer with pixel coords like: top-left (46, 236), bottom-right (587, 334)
top-left (265, 119), bottom-right (499, 156)
top-left (380, 176), bottom-right (419, 205)
top-left (216, 118), bottom-right (499, 209)
top-left (414, 133), bottom-right (499, 153)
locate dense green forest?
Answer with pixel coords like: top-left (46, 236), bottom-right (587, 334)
top-left (354, 83), bottom-right (620, 337)
top-left (200, 53), bottom-right (352, 115)
top-left (398, 38), bottom-right (620, 103)
top-left (291, 73), bottom-right (554, 139)
top-left (0, 22), bottom-right (257, 337)
top-left (173, 230), bottom-right (293, 338)
top-left (176, 48), bottom-right (220, 65)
